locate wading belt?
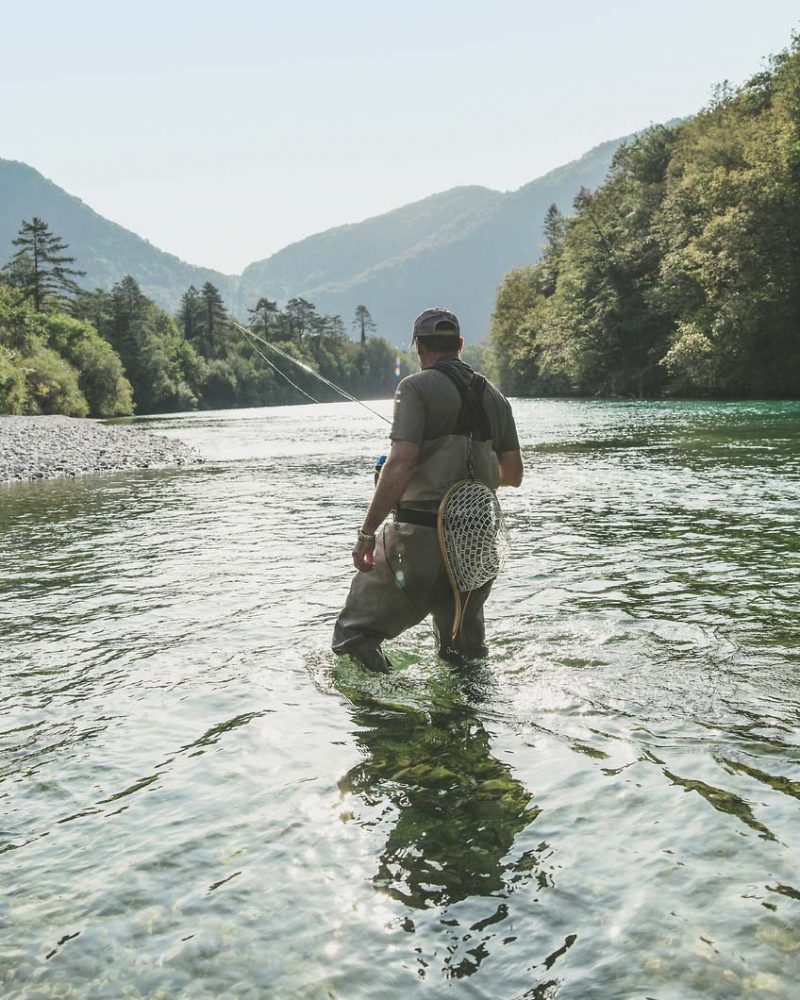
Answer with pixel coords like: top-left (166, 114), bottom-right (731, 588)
top-left (394, 508), bottom-right (438, 528)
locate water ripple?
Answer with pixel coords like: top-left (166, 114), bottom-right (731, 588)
top-left (1, 400), bottom-right (799, 999)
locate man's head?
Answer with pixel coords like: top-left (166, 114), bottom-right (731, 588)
top-left (411, 307), bottom-right (463, 365)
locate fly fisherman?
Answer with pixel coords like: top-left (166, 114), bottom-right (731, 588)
top-left (332, 308), bottom-right (523, 673)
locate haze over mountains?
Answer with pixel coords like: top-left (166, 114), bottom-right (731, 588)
top-left (1, 132), bottom-right (635, 344)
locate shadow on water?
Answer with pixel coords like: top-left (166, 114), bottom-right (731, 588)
top-left (333, 661), bottom-right (574, 989)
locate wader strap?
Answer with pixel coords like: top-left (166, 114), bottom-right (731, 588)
top-left (431, 361), bottom-right (491, 440)
top-left (394, 507), bottom-right (438, 528)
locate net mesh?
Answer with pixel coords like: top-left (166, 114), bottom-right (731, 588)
top-left (438, 480), bottom-right (510, 594)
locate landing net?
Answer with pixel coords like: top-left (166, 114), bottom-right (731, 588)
top-left (437, 479), bottom-right (510, 639)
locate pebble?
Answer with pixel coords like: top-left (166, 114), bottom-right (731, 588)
top-left (0, 415), bottom-right (202, 484)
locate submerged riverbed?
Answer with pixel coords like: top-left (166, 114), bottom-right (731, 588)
top-left (2, 399), bottom-right (799, 999)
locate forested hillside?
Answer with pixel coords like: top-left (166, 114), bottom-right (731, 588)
top-left (1, 132), bottom-right (633, 343)
top-left (239, 186), bottom-right (501, 302)
top-left (0, 221), bottom-right (411, 417)
top-left (239, 137), bottom-right (629, 341)
top-left (491, 37), bottom-right (800, 399)
top-left (0, 160), bottom-right (237, 312)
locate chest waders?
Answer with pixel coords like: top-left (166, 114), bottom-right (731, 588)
top-left (396, 362), bottom-right (509, 641)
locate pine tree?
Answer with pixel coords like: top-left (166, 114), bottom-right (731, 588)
top-left (178, 286), bottom-right (204, 341)
top-left (248, 296), bottom-right (280, 338)
top-left (199, 283), bottom-right (228, 357)
top-left (542, 204), bottom-right (567, 256)
top-left (285, 297), bottom-right (317, 339)
top-left (325, 314), bottom-right (346, 338)
top-left (103, 276), bottom-right (202, 413)
top-left (353, 304), bottom-right (376, 346)
top-left (71, 287), bottom-right (113, 331)
top-left (538, 205), bottom-right (568, 297)
top-left (2, 217), bottom-right (85, 311)
top-left (108, 276), bottom-right (148, 361)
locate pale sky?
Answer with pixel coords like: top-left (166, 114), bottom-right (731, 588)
top-left (2, 1), bottom-right (798, 273)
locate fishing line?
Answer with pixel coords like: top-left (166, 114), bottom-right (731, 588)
top-left (231, 319), bottom-right (392, 425)
top-left (239, 332), bottom-right (321, 404)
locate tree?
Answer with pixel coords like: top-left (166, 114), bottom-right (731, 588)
top-left (178, 286), bottom-right (204, 341)
top-left (24, 349), bottom-right (89, 417)
top-left (71, 287), bottom-right (113, 332)
top-left (285, 297), bottom-right (317, 339)
top-left (94, 276), bottom-right (203, 413)
top-left (38, 311), bottom-right (133, 416)
top-left (0, 344), bottom-right (28, 414)
top-left (353, 304), bottom-right (376, 346)
top-left (488, 35), bottom-right (800, 399)
top-left (0, 284), bottom-right (97, 416)
top-left (538, 204), bottom-right (568, 297)
top-left (109, 276), bottom-right (148, 362)
top-left (199, 282), bottom-right (228, 357)
top-left (489, 266), bottom-right (547, 394)
top-left (2, 217), bottom-right (85, 311)
top-left (542, 204), bottom-right (567, 256)
top-left (248, 296), bottom-right (280, 339)
top-left (327, 314), bottom-right (346, 339)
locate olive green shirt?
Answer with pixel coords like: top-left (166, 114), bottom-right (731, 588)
top-left (391, 359), bottom-right (519, 453)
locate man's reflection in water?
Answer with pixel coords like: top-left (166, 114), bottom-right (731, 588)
top-left (337, 667), bottom-right (549, 981)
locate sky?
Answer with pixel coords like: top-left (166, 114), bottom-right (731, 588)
top-left (2, 0), bottom-right (799, 274)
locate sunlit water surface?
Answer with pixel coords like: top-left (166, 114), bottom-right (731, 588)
top-left (2, 399), bottom-right (799, 999)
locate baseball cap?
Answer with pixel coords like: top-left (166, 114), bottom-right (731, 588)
top-left (411, 307), bottom-right (461, 343)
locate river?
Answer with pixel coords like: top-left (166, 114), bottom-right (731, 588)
top-left (2, 399), bottom-right (799, 999)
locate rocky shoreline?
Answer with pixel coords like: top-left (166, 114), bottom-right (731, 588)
top-left (0, 415), bottom-right (202, 484)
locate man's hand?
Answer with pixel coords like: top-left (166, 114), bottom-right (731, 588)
top-left (351, 441), bottom-right (420, 572)
top-left (352, 536), bottom-right (376, 572)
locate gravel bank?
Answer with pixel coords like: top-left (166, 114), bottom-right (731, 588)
top-left (0, 415), bottom-right (202, 483)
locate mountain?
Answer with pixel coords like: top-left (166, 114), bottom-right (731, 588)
top-left (237, 185), bottom-right (501, 311)
top-left (0, 159), bottom-right (237, 311)
top-left (238, 136), bottom-right (628, 342)
top-left (1, 131), bottom-right (638, 342)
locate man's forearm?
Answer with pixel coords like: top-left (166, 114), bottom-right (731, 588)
top-left (361, 457), bottom-right (416, 535)
top-left (498, 449), bottom-right (524, 487)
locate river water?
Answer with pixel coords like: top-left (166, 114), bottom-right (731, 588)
top-left (2, 399), bottom-right (799, 999)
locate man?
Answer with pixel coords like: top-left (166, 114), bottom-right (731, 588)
top-left (332, 307), bottom-right (523, 673)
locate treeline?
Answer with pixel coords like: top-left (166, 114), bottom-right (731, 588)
top-left (491, 35), bottom-right (800, 399)
top-left (0, 222), bottom-right (408, 416)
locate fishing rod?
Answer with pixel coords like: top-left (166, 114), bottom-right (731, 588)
top-left (231, 319), bottom-right (392, 425)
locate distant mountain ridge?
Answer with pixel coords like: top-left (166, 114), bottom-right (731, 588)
top-left (240, 185), bottom-right (502, 299)
top-left (0, 159), bottom-right (237, 311)
top-left (238, 136), bottom-right (628, 342)
top-left (1, 131), bottom-right (644, 343)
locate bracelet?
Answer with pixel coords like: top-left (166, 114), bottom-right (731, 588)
top-left (357, 530), bottom-right (376, 544)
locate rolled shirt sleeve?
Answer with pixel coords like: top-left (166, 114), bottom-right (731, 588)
top-left (390, 377), bottom-right (426, 445)
top-left (498, 402), bottom-right (520, 452)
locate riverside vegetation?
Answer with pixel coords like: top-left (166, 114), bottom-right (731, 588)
top-left (490, 34), bottom-right (800, 399)
top-left (0, 220), bottom-right (410, 417)
top-left (4, 36), bottom-right (800, 417)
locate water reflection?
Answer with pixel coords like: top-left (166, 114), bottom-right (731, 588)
top-left (336, 666), bottom-right (548, 981)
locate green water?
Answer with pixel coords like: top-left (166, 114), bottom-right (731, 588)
top-left (2, 399), bottom-right (799, 999)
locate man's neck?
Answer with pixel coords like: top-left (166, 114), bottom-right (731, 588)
top-left (420, 353), bottom-right (460, 370)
